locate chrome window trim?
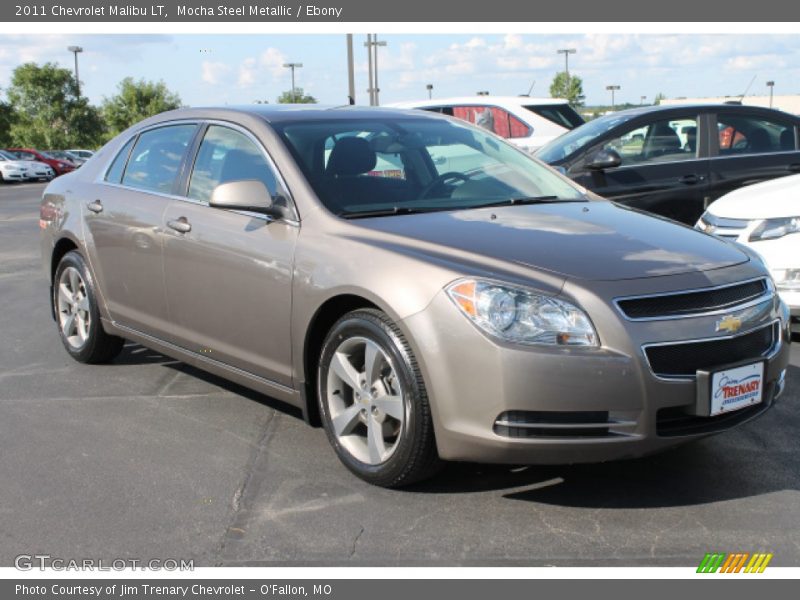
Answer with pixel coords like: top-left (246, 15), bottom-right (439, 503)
top-left (710, 149), bottom-right (800, 159)
top-left (641, 320), bottom-right (780, 382)
top-left (613, 277), bottom-right (773, 322)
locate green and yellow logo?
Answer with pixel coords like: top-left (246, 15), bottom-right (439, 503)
top-left (697, 552), bottom-right (773, 573)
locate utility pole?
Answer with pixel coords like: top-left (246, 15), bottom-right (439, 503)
top-left (606, 85), bottom-right (620, 110)
top-left (365, 34), bottom-right (374, 105)
top-left (283, 62), bottom-right (303, 102)
top-left (67, 46), bottom-right (83, 96)
top-left (364, 35), bottom-right (387, 106)
top-left (346, 34), bottom-right (356, 105)
top-left (557, 48), bottom-right (576, 101)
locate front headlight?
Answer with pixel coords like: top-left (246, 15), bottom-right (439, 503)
top-left (749, 217), bottom-right (800, 241)
top-left (446, 279), bottom-right (598, 346)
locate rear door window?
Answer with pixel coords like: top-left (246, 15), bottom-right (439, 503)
top-left (716, 113), bottom-right (797, 155)
top-left (450, 106), bottom-right (531, 139)
top-left (121, 124), bottom-right (196, 194)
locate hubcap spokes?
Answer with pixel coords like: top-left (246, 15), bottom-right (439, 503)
top-left (327, 337), bottom-right (405, 465)
top-left (57, 266), bottom-right (90, 348)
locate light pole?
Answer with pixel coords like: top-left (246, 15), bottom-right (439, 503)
top-left (67, 45), bottom-right (83, 96)
top-left (346, 34), bottom-right (356, 105)
top-left (606, 85), bottom-right (620, 110)
top-left (476, 90), bottom-right (490, 96)
top-left (640, 95), bottom-right (647, 105)
top-left (283, 62), bottom-right (303, 102)
top-left (426, 84), bottom-right (433, 99)
top-left (364, 35), bottom-right (387, 106)
top-left (557, 48), bottom-right (576, 102)
top-left (766, 80), bottom-right (775, 108)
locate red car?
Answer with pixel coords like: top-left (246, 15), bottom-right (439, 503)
top-left (4, 148), bottom-right (76, 176)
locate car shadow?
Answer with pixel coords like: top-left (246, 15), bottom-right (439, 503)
top-left (113, 342), bottom-right (304, 420)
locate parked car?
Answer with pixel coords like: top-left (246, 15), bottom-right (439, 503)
top-left (40, 106), bottom-right (791, 487)
top-left (0, 149), bottom-right (54, 182)
top-left (5, 147), bottom-right (76, 176)
top-left (696, 173), bottom-right (800, 336)
top-left (390, 96), bottom-right (584, 153)
top-left (66, 149), bottom-right (95, 160)
top-left (46, 150), bottom-right (85, 167)
top-left (0, 150), bottom-right (31, 183)
top-left (536, 104), bottom-right (800, 225)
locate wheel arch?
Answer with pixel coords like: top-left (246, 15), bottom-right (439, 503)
top-left (300, 294), bottom-right (385, 426)
top-left (48, 237), bottom-right (81, 319)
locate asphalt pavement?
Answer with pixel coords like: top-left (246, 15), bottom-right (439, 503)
top-left (1, 182), bottom-right (799, 567)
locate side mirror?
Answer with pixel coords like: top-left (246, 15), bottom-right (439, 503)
top-left (586, 148), bottom-right (622, 171)
top-left (209, 180), bottom-right (283, 218)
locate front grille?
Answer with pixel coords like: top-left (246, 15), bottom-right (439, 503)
top-left (493, 410), bottom-right (631, 438)
top-left (656, 386), bottom-right (774, 437)
top-left (644, 323), bottom-right (776, 378)
top-left (617, 279), bottom-right (767, 319)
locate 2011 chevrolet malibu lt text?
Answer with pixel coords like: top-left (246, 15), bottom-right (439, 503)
top-left (40, 106), bottom-right (792, 487)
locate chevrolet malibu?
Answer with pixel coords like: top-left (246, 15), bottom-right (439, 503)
top-left (40, 106), bottom-right (791, 487)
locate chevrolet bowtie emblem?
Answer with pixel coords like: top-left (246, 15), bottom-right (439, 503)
top-left (716, 315), bottom-right (743, 334)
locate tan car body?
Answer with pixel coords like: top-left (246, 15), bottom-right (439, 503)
top-left (41, 107), bottom-right (791, 465)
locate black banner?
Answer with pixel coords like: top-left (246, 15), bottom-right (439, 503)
top-left (3, 0), bottom-right (800, 22)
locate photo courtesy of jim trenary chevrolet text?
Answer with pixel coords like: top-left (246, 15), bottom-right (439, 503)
top-left (0, 0), bottom-right (799, 596)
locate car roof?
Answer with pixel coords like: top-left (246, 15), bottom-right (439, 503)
top-left (599, 103), bottom-right (800, 120)
top-left (145, 104), bottom-right (450, 125)
top-left (390, 96), bottom-right (569, 108)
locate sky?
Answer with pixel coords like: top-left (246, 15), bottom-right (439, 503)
top-left (1, 34), bottom-right (799, 108)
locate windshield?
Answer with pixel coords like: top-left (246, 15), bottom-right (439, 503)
top-left (535, 113), bottom-right (635, 163)
top-left (272, 117), bottom-right (585, 217)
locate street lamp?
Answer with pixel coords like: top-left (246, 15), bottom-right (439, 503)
top-left (282, 62), bottom-right (303, 103)
top-left (640, 95), bottom-right (647, 105)
top-left (426, 83), bottom-right (433, 100)
top-left (364, 35), bottom-right (387, 105)
top-left (67, 45), bottom-right (83, 96)
top-left (476, 90), bottom-right (490, 96)
top-left (766, 80), bottom-right (775, 108)
top-left (557, 48), bottom-right (576, 101)
top-left (606, 85), bottom-right (621, 110)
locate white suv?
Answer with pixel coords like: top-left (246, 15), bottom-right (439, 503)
top-left (696, 173), bottom-right (800, 336)
top-left (390, 96), bottom-right (584, 153)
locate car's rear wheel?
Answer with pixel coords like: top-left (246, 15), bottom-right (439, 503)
top-left (54, 251), bottom-right (124, 363)
top-left (317, 309), bottom-right (440, 487)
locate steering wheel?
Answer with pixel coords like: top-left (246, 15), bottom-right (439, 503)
top-left (418, 171), bottom-right (471, 199)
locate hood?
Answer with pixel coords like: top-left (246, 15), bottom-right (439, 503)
top-left (354, 201), bottom-right (749, 281)
top-left (706, 174), bottom-right (800, 220)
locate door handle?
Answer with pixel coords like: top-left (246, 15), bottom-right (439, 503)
top-left (86, 200), bottom-right (103, 213)
top-left (167, 217), bottom-right (192, 233)
top-left (679, 174), bottom-right (702, 185)
top-left (788, 163), bottom-right (800, 173)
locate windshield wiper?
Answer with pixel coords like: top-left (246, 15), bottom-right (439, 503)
top-left (472, 195), bottom-right (586, 209)
top-left (338, 206), bottom-right (429, 219)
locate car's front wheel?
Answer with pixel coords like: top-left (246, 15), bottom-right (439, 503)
top-left (318, 309), bottom-right (440, 487)
top-left (53, 251), bottom-right (124, 363)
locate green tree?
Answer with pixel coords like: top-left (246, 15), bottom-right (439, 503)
top-left (549, 72), bottom-right (585, 108)
top-left (276, 87), bottom-right (317, 104)
top-left (0, 97), bottom-right (14, 146)
top-left (653, 92), bottom-right (667, 105)
top-left (102, 77), bottom-right (182, 138)
top-left (6, 62), bottom-right (103, 148)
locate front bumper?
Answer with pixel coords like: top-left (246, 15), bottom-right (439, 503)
top-left (402, 267), bottom-right (791, 464)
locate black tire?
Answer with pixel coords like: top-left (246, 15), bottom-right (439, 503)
top-left (53, 250), bottom-right (124, 364)
top-left (317, 308), bottom-right (441, 487)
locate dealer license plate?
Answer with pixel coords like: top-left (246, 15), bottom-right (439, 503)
top-left (709, 362), bottom-right (764, 417)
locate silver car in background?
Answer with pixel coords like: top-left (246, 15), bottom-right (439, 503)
top-left (40, 106), bottom-right (791, 487)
